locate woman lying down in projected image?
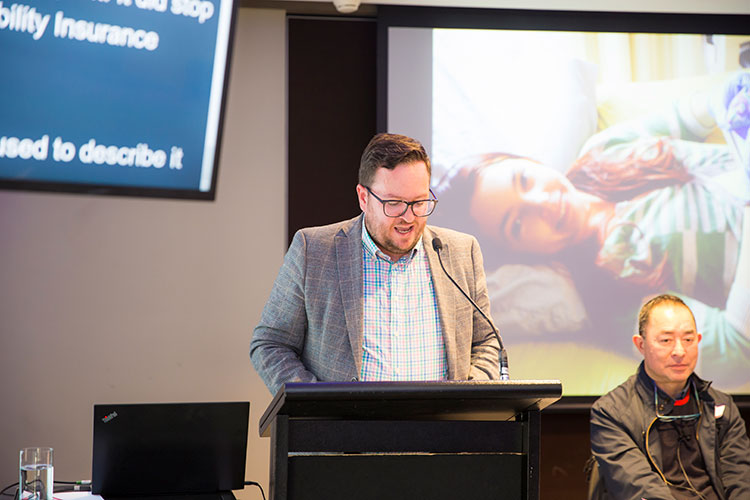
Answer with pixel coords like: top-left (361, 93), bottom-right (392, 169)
top-left (432, 71), bottom-right (750, 394)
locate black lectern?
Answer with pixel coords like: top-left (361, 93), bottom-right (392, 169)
top-left (259, 380), bottom-right (562, 500)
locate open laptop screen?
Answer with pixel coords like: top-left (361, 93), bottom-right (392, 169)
top-left (92, 402), bottom-right (249, 499)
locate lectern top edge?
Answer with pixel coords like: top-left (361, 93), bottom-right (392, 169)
top-left (279, 379), bottom-right (561, 399)
top-left (258, 380), bottom-right (562, 437)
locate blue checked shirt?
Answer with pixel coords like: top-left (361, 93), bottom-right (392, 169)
top-left (360, 223), bottom-right (447, 381)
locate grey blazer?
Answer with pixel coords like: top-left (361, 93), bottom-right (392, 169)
top-left (250, 214), bottom-right (500, 394)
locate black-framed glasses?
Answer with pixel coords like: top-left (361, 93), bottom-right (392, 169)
top-left (654, 382), bottom-right (701, 421)
top-left (364, 186), bottom-right (438, 217)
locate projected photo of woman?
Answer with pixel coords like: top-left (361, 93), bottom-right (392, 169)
top-left (431, 71), bottom-right (750, 394)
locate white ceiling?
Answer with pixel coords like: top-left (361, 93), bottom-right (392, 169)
top-left (275, 0), bottom-right (750, 15)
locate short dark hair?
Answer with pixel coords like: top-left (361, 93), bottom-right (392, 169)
top-left (637, 294), bottom-right (695, 337)
top-left (358, 133), bottom-right (430, 186)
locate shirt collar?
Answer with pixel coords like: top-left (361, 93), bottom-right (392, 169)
top-left (361, 219), bottom-right (422, 263)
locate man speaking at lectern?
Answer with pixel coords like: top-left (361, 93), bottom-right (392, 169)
top-left (250, 133), bottom-right (500, 394)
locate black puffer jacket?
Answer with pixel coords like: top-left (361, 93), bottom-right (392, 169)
top-left (590, 363), bottom-right (750, 500)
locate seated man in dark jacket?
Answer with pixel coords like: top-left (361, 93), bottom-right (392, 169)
top-left (590, 294), bottom-right (750, 499)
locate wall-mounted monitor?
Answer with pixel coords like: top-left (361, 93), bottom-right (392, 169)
top-left (379, 6), bottom-right (750, 398)
top-left (0, 0), bottom-right (236, 200)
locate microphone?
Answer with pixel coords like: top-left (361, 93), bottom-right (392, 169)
top-left (432, 237), bottom-right (510, 381)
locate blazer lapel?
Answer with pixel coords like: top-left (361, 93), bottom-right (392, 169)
top-left (424, 229), bottom-right (457, 379)
top-left (336, 215), bottom-right (365, 376)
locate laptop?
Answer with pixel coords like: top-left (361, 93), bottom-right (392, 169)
top-left (92, 402), bottom-right (250, 500)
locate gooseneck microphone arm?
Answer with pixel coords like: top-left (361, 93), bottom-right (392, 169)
top-left (432, 237), bottom-right (510, 381)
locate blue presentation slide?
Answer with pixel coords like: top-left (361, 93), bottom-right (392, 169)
top-left (0, 0), bottom-right (232, 193)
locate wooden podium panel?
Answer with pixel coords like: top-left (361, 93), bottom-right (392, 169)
top-left (259, 381), bottom-right (562, 500)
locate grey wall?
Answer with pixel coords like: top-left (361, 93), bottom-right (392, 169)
top-left (0, 8), bottom-right (284, 499)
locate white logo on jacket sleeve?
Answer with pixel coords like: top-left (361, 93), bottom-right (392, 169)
top-left (715, 405), bottom-right (726, 418)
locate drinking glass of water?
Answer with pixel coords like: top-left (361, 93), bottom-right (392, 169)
top-left (19, 447), bottom-right (54, 500)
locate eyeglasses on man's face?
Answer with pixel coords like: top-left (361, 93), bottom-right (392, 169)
top-left (364, 185), bottom-right (438, 217)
